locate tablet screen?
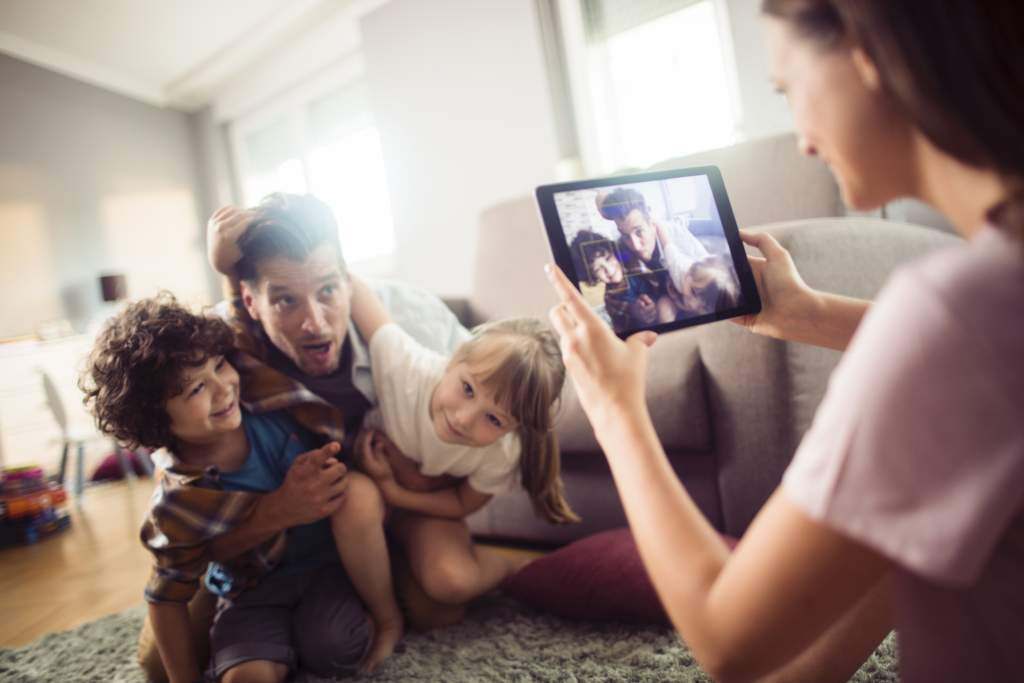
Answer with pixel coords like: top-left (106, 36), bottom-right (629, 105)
top-left (537, 166), bottom-right (760, 338)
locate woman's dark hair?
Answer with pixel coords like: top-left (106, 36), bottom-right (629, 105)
top-left (80, 292), bottom-right (235, 451)
top-left (235, 192), bottom-right (348, 284)
top-left (762, 0), bottom-right (1024, 238)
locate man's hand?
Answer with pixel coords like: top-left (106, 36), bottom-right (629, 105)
top-left (206, 205), bottom-right (256, 275)
top-left (266, 442), bottom-right (349, 526)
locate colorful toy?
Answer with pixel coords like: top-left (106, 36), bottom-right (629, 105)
top-left (0, 465), bottom-right (72, 548)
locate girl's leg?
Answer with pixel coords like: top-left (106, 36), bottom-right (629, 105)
top-left (329, 472), bottom-right (402, 672)
top-left (393, 513), bottom-right (530, 604)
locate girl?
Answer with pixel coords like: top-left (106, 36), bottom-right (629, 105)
top-left (545, 1), bottom-right (1022, 681)
top-left (349, 277), bottom-right (578, 606)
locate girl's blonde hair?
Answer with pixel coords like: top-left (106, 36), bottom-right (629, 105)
top-left (451, 318), bottom-right (580, 524)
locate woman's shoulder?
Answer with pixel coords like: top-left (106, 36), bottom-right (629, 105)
top-left (881, 227), bottom-right (1023, 377)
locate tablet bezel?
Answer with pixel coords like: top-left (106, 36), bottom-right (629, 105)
top-left (535, 165), bottom-right (761, 339)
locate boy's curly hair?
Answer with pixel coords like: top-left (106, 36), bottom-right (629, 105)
top-left (80, 292), bottom-right (234, 450)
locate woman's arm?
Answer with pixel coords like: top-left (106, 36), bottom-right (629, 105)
top-left (348, 275), bottom-right (394, 344)
top-left (546, 264), bottom-right (890, 682)
top-left (149, 602), bottom-right (201, 683)
top-left (736, 230), bottom-right (869, 352)
top-left (759, 576), bottom-right (893, 683)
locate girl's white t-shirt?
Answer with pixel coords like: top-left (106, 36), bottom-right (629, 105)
top-left (363, 323), bottom-right (521, 495)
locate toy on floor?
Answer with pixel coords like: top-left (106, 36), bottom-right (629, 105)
top-left (0, 465), bottom-right (71, 548)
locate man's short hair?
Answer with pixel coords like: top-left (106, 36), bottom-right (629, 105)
top-left (80, 292), bottom-right (234, 451)
top-left (235, 193), bottom-right (348, 285)
top-left (597, 187), bottom-right (650, 223)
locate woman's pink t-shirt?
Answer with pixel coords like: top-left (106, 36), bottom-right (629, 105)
top-left (783, 226), bottom-right (1024, 682)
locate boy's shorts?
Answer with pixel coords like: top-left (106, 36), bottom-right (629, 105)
top-left (207, 563), bottom-right (371, 681)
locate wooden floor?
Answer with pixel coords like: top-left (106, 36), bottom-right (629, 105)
top-left (0, 478), bottom-right (542, 648)
top-left (0, 478), bottom-right (156, 647)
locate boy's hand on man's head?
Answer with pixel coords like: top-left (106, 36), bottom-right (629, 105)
top-left (270, 442), bottom-right (350, 526)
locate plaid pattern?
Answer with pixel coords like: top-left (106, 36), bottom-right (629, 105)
top-left (141, 457), bottom-right (286, 603)
top-left (140, 279), bottom-right (352, 603)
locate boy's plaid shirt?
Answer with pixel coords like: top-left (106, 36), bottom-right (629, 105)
top-left (140, 294), bottom-right (349, 604)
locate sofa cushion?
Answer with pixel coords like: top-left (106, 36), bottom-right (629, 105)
top-left (555, 335), bottom-right (711, 453)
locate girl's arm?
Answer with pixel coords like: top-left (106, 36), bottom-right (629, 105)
top-left (380, 478), bottom-right (492, 519)
top-left (149, 602), bottom-right (201, 683)
top-left (358, 433), bottom-right (491, 518)
top-left (348, 275), bottom-right (394, 344)
top-left (546, 264), bottom-right (890, 682)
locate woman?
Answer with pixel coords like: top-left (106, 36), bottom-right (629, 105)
top-left (545, 2), bottom-right (1022, 681)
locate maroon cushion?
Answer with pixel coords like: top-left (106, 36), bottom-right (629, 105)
top-left (502, 527), bottom-right (737, 625)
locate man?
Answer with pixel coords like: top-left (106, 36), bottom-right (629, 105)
top-left (595, 187), bottom-right (709, 326)
top-left (140, 193), bottom-right (467, 681)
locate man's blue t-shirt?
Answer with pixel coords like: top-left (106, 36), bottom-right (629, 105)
top-left (205, 410), bottom-right (337, 595)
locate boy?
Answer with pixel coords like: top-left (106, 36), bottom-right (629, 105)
top-left (81, 293), bottom-right (401, 683)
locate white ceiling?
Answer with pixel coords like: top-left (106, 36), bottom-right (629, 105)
top-left (0, 0), bottom-right (359, 111)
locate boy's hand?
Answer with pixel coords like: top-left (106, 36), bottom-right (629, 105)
top-left (357, 429), bottom-right (395, 483)
top-left (271, 442), bottom-right (349, 525)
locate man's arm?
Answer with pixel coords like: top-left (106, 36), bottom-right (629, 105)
top-left (208, 443), bottom-right (349, 563)
top-left (149, 602), bottom-right (201, 683)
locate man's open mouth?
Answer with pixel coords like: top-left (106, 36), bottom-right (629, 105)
top-left (302, 342), bottom-right (333, 362)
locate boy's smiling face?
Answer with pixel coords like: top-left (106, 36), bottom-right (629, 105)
top-left (165, 356), bottom-right (242, 445)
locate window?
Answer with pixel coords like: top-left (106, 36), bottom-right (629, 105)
top-left (557, 0), bottom-right (741, 173)
top-left (232, 80), bottom-right (395, 265)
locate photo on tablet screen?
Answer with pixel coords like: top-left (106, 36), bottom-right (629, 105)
top-left (550, 174), bottom-right (746, 336)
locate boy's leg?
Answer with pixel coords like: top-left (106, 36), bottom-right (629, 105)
top-left (138, 585), bottom-right (217, 683)
top-left (292, 565), bottom-right (374, 678)
top-left (329, 471), bottom-right (403, 671)
top-left (208, 576), bottom-right (300, 683)
top-left (393, 513), bottom-right (530, 604)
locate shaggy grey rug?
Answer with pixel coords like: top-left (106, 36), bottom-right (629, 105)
top-left (1, 596), bottom-right (898, 682)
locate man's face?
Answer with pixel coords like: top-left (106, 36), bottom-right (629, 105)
top-left (616, 209), bottom-right (658, 262)
top-left (241, 244), bottom-right (351, 377)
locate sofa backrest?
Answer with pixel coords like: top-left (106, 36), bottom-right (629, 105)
top-left (469, 133), bottom-right (841, 323)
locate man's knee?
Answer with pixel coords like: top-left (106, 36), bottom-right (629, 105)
top-left (331, 471), bottom-right (385, 527)
top-left (220, 660), bottom-right (288, 683)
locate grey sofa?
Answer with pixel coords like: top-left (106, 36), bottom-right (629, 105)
top-left (462, 134), bottom-right (959, 545)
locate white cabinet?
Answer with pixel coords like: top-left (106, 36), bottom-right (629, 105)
top-left (0, 335), bottom-right (108, 474)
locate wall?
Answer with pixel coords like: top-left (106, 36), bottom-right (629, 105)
top-left (723, 0), bottom-right (793, 141)
top-left (0, 53), bottom-right (209, 338)
top-left (360, 0), bottom-right (561, 297)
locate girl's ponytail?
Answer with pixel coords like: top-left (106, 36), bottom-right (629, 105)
top-left (519, 427), bottom-right (579, 524)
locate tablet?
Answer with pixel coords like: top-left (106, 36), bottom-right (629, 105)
top-left (536, 166), bottom-right (761, 338)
